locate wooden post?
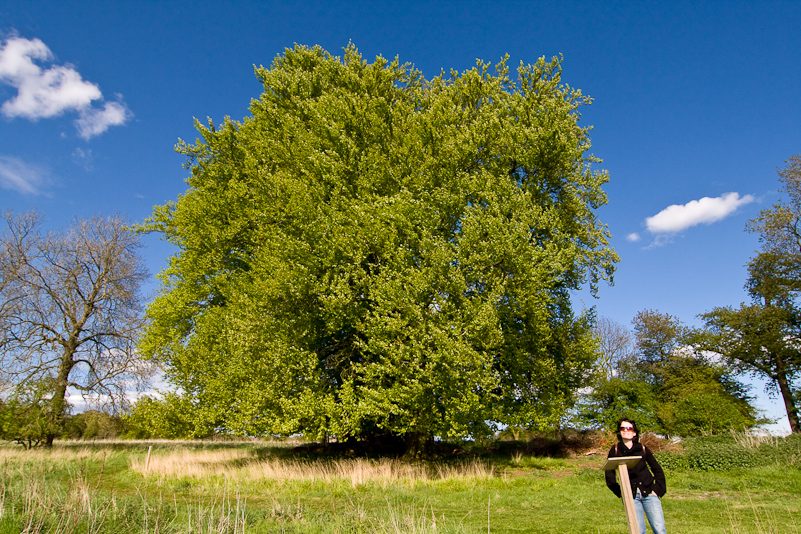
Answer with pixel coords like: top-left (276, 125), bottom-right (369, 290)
top-left (602, 456), bottom-right (641, 534)
top-left (616, 463), bottom-right (639, 534)
top-left (145, 445), bottom-right (153, 473)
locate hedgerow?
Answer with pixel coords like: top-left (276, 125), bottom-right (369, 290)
top-left (654, 433), bottom-right (801, 471)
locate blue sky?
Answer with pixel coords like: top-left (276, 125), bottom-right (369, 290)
top-left (2, 1), bottom-right (799, 432)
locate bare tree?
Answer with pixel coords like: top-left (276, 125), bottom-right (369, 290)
top-left (0, 210), bottom-right (152, 446)
top-left (594, 316), bottom-right (633, 380)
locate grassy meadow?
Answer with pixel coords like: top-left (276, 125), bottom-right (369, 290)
top-left (1, 436), bottom-right (799, 533)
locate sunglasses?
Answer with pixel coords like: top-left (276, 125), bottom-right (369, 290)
top-left (619, 426), bottom-right (635, 432)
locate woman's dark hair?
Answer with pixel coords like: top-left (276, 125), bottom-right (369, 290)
top-left (615, 417), bottom-right (639, 442)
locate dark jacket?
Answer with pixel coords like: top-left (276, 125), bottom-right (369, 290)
top-left (605, 441), bottom-right (666, 498)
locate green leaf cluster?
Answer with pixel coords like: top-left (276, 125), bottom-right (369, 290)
top-left (654, 353), bottom-right (761, 437)
top-left (140, 44), bottom-right (617, 443)
top-left (575, 376), bottom-right (661, 431)
top-left (122, 394), bottom-right (204, 439)
top-left (0, 398), bottom-right (58, 449)
top-left (63, 410), bottom-right (126, 440)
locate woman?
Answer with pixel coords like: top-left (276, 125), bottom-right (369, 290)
top-left (605, 418), bottom-right (668, 534)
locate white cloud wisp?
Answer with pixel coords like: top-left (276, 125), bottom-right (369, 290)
top-left (645, 192), bottom-right (755, 234)
top-left (0, 35), bottom-right (131, 138)
top-left (0, 155), bottom-right (50, 195)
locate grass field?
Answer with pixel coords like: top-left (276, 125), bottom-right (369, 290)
top-left (0, 439), bottom-right (799, 533)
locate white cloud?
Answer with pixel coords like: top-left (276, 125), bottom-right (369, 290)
top-left (626, 232), bottom-right (641, 242)
top-left (76, 100), bottom-right (132, 139)
top-left (645, 192), bottom-right (755, 234)
top-left (0, 35), bottom-right (131, 137)
top-left (0, 36), bottom-right (100, 118)
top-left (0, 155), bottom-right (50, 194)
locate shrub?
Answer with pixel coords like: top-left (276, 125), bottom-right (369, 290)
top-left (0, 399), bottom-right (54, 448)
top-left (122, 394), bottom-right (206, 439)
top-left (686, 440), bottom-right (757, 470)
top-left (655, 433), bottom-right (801, 471)
top-left (653, 451), bottom-right (689, 471)
top-left (63, 410), bottom-right (125, 440)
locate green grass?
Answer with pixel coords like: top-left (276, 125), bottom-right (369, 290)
top-left (0, 440), bottom-right (799, 533)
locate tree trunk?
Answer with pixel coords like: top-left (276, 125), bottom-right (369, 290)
top-left (46, 349), bottom-right (75, 447)
top-left (776, 370), bottom-right (800, 433)
top-left (403, 431), bottom-right (434, 459)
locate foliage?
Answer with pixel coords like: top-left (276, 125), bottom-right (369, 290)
top-left (576, 376), bottom-right (661, 430)
top-left (700, 154), bottom-right (801, 434)
top-left (63, 410), bottom-right (126, 440)
top-left (122, 394), bottom-right (207, 439)
top-left (635, 311), bottom-right (759, 437)
top-left (0, 397), bottom-right (57, 449)
top-left (652, 450), bottom-right (690, 471)
top-left (1, 397), bottom-right (126, 446)
top-left (140, 44), bottom-right (618, 450)
top-left (580, 310), bottom-right (759, 437)
top-left (631, 309), bottom-right (686, 368)
top-left (0, 210), bottom-right (153, 445)
top-left (654, 353), bottom-right (762, 437)
top-left (684, 440), bottom-right (758, 471)
top-left (655, 433), bottom-right (801, 472)
top-left (700, 260), bottom-right (801, 433)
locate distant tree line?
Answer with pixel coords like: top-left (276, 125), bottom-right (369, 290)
top-left (577, 310), bottom-right (763, 437)
top-left (0, 405), bottom-right (128, 449)
top-left (0, 401), bottom-right (197, 448)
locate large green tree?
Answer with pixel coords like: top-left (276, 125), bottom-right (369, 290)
top-left (140, 44), bottom-right (618, 451)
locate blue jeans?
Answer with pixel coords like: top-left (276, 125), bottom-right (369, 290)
top-left (633, 492), bottom-right (667, 534)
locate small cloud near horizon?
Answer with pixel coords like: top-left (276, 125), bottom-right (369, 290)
top-left (645, 192), bottom-right (755, 234)
top-left (0, 34), bottom-right (132, 138)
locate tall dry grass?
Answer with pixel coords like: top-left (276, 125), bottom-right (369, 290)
top-left (729, 430), bottom-right (781, 450)
top-left (0, 451), bottom-right (250, 534)
top-left (0, 444), bottom-right (115, 463)
top-left (130, 448), bottom-right (494, 489)
top-left (0, 444), bottom-right (484, 533)
top-left (0, 457), bottom-right (114, 533)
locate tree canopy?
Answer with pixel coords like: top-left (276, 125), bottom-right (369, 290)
top-left (140, 44), bottom-right (618, 451)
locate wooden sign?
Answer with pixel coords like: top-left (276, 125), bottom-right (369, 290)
top-left (602, 456), bottom-right (642, 471)
top-left (602, 456), bottom-right (642, 534)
